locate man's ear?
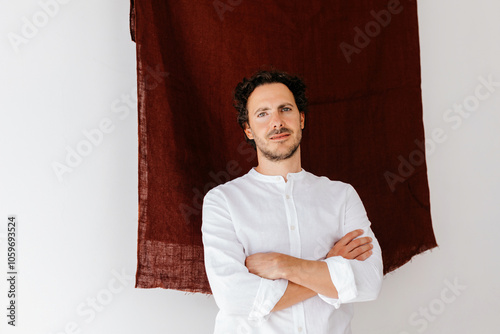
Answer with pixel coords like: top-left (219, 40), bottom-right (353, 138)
top-left (244, 122), bottom-right (254, 139)
top-left (300, 112), bottom-right (305, 129)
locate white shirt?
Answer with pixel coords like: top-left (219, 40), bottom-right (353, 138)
top-left (202, 168), bottom-right (383, 334)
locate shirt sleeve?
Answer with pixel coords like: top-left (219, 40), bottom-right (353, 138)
top-left (318, 184), bottom-right (384, 306)
top-left (202, 188), bottom-right (288, 324)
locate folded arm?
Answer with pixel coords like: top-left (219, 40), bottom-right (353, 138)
top-left (246, 229), bottom-right (374, 311)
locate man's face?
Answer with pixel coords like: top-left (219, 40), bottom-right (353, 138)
top-left (245, 83), bottom-right (305, 162)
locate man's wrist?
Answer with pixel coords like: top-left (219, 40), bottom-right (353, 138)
top-left (278, 255), bottom-right (309, 284)
top-left (282, 258), bottom-right (332, 290)
top-left (276, 254), bottom-right (297, 281)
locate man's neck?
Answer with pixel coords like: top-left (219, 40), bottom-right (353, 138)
top-left (254, 148), bottom-right (302, 182)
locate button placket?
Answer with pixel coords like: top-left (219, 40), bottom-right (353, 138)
top-left (285, 177), bottom-right (307, 334)
top-left (284, 179), bottom-right (301, 258)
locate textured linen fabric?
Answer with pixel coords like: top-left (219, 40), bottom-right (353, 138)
top-left (202, 168), bottom-right (383, 333)
top-left (131, 0), bottom-right (437, 292)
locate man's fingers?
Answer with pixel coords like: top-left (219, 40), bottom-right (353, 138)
top-left (350, 243), bottom-right (373, 258)
top-left (327, 230), bottom-right (374, 260)
top-left (338, 242), bottom-right (373, 260)
top-left (354, 250), bottom-right (373, 261)
top-left (347, 236), bottom-right (372, 249)
top-left (337, 229), bottom-right (364, 246)
top-left (354, 241), bottom-right (374, 261)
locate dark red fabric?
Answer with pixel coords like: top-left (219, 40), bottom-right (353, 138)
top-left (132, 0), bottom-right (437, 293)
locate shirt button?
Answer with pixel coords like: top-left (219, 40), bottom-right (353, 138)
top-left (286, 195), bottom-right (290, 199)
top-left (290, 225), bottom-right (296, 230)
top-left (298, 327), bottom-right (303, 332)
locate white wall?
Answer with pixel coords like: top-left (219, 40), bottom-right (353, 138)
top-left (1, 1), bottom-right (498, 333)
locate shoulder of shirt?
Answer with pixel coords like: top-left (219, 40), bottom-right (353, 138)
top-left (203, 170), bottom-right (253, 198)
top-left (302, 170), bottom-right (354, 191)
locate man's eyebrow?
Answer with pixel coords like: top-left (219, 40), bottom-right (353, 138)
top-left (252, 103), bottom-right (294, 115)
top-left (253, 107), bottom-right (270, 115)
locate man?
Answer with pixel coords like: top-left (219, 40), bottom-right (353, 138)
top-left (202, 70), bottom-right (383, 334)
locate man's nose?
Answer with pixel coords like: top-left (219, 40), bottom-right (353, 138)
top-left (270, 112), bottom-right (283, 129)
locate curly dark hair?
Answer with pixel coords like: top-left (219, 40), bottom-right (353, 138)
top-left (233, 69), bottom-right (308, 149)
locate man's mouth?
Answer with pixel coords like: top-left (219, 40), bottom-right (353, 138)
top-left (269, 133), bottom-right (290, 141)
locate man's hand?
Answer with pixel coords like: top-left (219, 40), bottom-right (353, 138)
top-left (327, 229), bottom-right (373, 261)
top-left (245, 252), bottom-right (289, 280)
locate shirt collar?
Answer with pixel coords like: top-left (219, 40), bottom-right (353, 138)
top-left (248, 167), bottom-right (306, 183)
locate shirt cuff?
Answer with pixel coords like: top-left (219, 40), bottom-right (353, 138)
top-left (318, 256), bottom-right (358, 308)
top-left (248, 278), bottom-right (288, 325)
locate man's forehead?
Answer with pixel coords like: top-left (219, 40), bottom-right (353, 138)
top-left (247, 83), bottom-right (295, 108)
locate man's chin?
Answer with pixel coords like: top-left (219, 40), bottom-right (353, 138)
top-left (259, 145), bottom-right (300, 162)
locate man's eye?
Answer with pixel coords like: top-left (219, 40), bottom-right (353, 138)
top-left (282, 107), bottom-right (291, 112)
top-left (257, 112), bottom-right (267, 117)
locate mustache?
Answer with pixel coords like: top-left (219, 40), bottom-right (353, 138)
top-left (267, 128), bottom-right (292, 138)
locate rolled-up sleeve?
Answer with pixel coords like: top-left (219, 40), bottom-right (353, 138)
top-left (319, 184), bottom-right (384, 306)
top-left (202, 188), bottom-right (288, 324)
top-left (317, 256), bottom-right (358, 308)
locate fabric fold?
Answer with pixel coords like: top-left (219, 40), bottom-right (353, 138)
top-left (318, 257), bottom-right (358, 308)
